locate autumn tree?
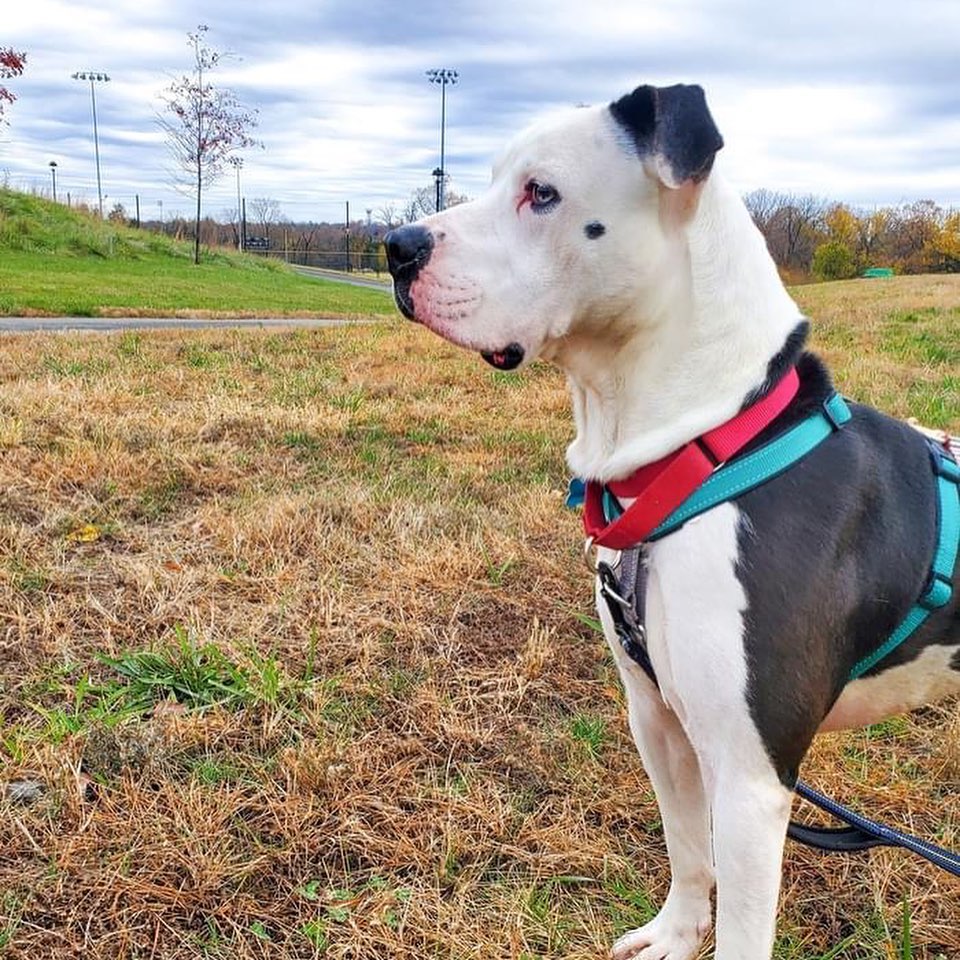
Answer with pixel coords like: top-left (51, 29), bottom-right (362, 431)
top-left (159, 25), bottom-right (257, 264)
top-left (0, 48), bottom-right (26, 124)
top-left (811, 240), bottom-right (858, 281)
top-left (929, 210), bottom-right (960, 272)
top-left (855, 208), bottom-right (891, 265)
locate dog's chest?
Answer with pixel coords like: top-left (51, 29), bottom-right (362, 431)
top-left (599, 503), bottom-right (769, 770)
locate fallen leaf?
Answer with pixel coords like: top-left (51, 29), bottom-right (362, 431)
top-left (67, 524), bottom-right (101, 544)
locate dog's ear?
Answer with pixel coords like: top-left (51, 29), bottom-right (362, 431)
top-left (610, 84), bottom-right (723, 188)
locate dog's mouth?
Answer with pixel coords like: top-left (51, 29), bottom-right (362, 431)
top-left (480, 343), bottom-right (525, 371)
top-left (392, 281), bottom-right (417, 322)
top-left (392, 281), bottom-right (525, 371)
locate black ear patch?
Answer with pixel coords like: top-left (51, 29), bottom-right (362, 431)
top-left (610, 83), bottom-right (723, 186)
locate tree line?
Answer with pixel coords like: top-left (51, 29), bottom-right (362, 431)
top-left (105, 186), bottom-right (959, 280)
top-left (744, 190), bottom-right (960, 280)
top-left (9, 35), bottom-right (958, 280)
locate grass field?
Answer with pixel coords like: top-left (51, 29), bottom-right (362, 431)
top-left (0, 275), bottom-right (958, 959)
top-left (0, 250), bottom-right (394, 319)
top-left (0, 188), bottom-right (393, 319)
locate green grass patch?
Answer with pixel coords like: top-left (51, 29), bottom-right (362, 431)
top-left (0, 248), bottom-right (392, 318)
top-left (100, 626), bottom-right (297, 713)
top-left (881, 309), bottom-right (960, 366)
top-left (0, 188), bottom-right (393, 318)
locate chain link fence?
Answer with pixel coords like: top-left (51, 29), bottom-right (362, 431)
top-left (245, 246), bottom-right (389, 276)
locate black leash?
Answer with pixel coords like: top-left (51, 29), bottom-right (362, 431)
top-left (597, 548), bottom-right (960, 878)
top-left (790, 780), bottom-right (960, 876)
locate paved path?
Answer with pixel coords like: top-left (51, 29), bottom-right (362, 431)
top-left (0, 316), bottom-right (376, 334)
top-left (289, 264), bottom-right (392, 290)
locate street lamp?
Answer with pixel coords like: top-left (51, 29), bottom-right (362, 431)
top-left (426, 68), bottom-right (458, 212)
top-left (48, 161), bottom-right (58, 202)
top-left (228, 156), bottom-right (243, 251)
top-left (71, 70), bottom-right (110, 217)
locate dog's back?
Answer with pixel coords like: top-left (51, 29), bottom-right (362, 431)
top-left (732, 352), bottom-right (959, 775)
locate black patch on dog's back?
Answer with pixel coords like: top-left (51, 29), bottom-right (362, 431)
top-left (741, 320), bottom-right (810, 410)
top-left (733, 367), bottom-right (959, 784)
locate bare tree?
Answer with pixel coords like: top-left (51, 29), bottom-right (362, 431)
top-left (158, 25), bottom-right (258, 264)
top-left (248, 196), bottom-right (283, 239)
top-left (399, 183), bottom-right (470, 224)
top-left (764, 195), bottom-right (827, 272)
top-left (886, 200), bottom-right (942, 273)
top-left (0, 48), bottom-right (26, 124)
top-left (219, 206), bottom-right (241, 247)
top-left (375, 203), bottom-right (400, 229)
top-left (743, 188), bottom-right (785, 234)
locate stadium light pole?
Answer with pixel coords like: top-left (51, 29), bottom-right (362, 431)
top-left (72, 70), bottom-right (110, 217)
top-left (48, 161), bottom-right (58, 202)
top-left (229, 156), bottom-right (244, 251)
top-left (426, 68), bottom-right (458, 212)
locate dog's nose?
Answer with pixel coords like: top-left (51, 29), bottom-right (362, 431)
top-left (384, 225), bottom-right (434, 280)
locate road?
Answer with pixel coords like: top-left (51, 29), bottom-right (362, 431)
top-left (289, 265), bottom-right (392, 291)
top-left (0, 316), bottom-right (376, 334)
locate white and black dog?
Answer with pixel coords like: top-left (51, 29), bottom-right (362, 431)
top-left (384, 84), bottom-right (959, 959)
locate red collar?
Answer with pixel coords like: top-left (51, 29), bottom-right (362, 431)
top-left (584, 367), bottom-right (800, 549)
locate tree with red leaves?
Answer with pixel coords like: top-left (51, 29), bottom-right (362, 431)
top-left (0, 48), bottom-right (26, 124)
top-left (158, 26), bottom-right (258, 264)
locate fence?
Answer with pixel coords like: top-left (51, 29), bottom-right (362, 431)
top-left (247, 247), bottom-right (388, 276)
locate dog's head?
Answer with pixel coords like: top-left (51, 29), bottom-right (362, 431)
top-left (385, 83), bottom-right (723, 370)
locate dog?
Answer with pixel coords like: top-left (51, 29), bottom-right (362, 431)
top-left (384, 83), bottom-right (960, 959)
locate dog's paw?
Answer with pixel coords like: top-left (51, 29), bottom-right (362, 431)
top-left (611, 906), bottom-right (710, 960)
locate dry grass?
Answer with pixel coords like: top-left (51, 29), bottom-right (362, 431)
top-left (1, 275), bottom-right (958, 959)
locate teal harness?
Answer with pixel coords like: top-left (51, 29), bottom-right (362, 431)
top-left (571, 394), bottom-right (960, 874)
top-left (572, 393), bottom-right (960, 681)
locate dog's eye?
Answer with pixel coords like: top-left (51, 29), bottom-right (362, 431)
top-left (526, 180), bottom-right (560, 212)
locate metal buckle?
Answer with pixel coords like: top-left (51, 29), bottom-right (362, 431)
top-left (600, 579), bottom-right (632, 611)
top-left (583, 537), bottom-right (621, 575)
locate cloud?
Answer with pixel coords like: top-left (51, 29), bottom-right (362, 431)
top-left (3, 0), bottom-right (958, 221)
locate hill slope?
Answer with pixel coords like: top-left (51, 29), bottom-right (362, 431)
top-left (0, 188), bottom-right (393, 318)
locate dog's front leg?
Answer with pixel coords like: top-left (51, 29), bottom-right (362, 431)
top-left (640, 504), bottom-right (795, 960)
top-left (613, 663), bottom-right (715, 960)
top-left (708, 768), bottom-right (793, 958)
top-left (599, 585), bottom-right (714, 960)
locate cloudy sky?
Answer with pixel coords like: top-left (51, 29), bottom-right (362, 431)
top-left (3, 0), bottom-right (959, 225)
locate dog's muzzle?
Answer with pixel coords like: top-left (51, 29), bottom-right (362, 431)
top-left (384, 225), bottom-right (433, 321)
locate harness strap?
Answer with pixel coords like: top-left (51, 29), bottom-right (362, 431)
top-left (848, 446), bottom-right (959, 679)
top-left (648, 393), bottom-right (851, 540)
top-left (597, 550), bottom-right (656, 686)
top-left (590, 402), bottom-right (957, 685)
top-left (591, 393), bottom-right (851, 690)
top-left (583, 369), bottom-right (800, 550)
